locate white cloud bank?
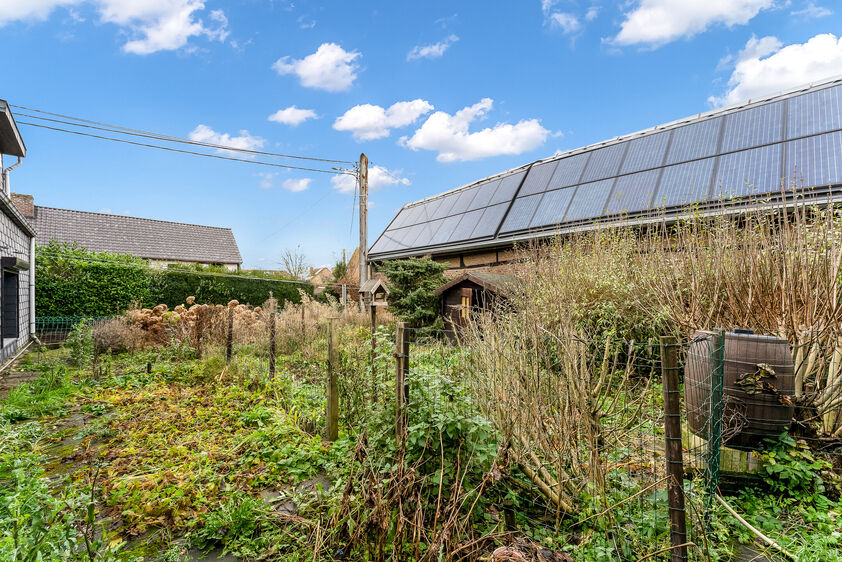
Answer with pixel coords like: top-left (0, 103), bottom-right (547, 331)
top-left (189, 124), bottom-right (265, 152)
top-left (710, 33), bottom-right (842, 106)
top-left (401, 98), bottom-right (550, 162)
top-left (268, 106), bottom-right (318, 126)
top-left (273, 43), bottom-right (361, 92)
top-left (0, 0), bottom-right (229, 54)
top-left (614, 0), bottom-right (773, 47)
top-left (407, 34), bottom-right (458, 60)
top-left (282, 178), bottom-right (311, 192)
top-left (331, 166), bottom-right (410, 194)
top-left (333, 99), bottom-right (434, 141)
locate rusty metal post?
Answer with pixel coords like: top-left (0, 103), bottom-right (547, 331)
top-left (269, 312), bottom-right (276, 379)
top-left (326, 317), bottom-right (339, 442)
top-left (226, 305), bottom-right (234, 363)
top-left (660, 335), bottom-right (688, 562)
top-left (395, 322), bottom-right (409, 446)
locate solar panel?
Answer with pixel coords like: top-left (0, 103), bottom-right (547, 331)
top-left (714, 143), bottom-right (783, 199)
top-left (721, 101), bottom-right (784, 152)
top-left (471, 203), bottom-right (508, 238)
top-left (448, 209), bottom-right (485, 242)
top-left (665, 117), bottom-right (722, 164)
top-left (500, 194), bottom-right (541, 232)
top-left (394, 223), bottom-right (425, 249)
top-left (430, 193), bottom-right (457, 220)
top-left (370, 232), bottom-right (397, 254)
top-left (580, 142), bottom-right (627, 183)
top-left (449, 187), bottom-right (479, 216)
top-left (387, 208), bottom-right (412, 230)
top-left (654, 158), bottom-right (715, 207)
top-left (411, 222), bottom-right (436, 247)
top-left (424, 197), bottom-right (445, 222)
top-left (620, 132), bottom-right (670, 174)
top-left (564, 179), bottom-right (614, 222)
top-left (785, 130), bottom-right (842, 189)
top-left (428, 215), bottom-right (462, 246)
top-left (787, 84), bottom-right (842, 139)
top-left (606, 169), bottom-right (660, 215)
top-left (469, 178), bottom-right (503, 208)
top-left (530, 187), bottom-right (575, 228)
top-left (489, 171), bottom-right (527, 205)
top-left (518, 160), bottom-right (560, 197)
top-left (547, 152), bottom-right (589, 190)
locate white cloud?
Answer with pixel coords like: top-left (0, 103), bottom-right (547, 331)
top-left (188, 124), bottom-right (265, 152)
top-left (282, 178), bottom-right (311, 192)
top-left (333, 99), bottom-right (434, 141)
top-left (585, 6), bottom-right (600, 21)
top-left (791, 2), bottom-right (832, 19)
top-left (614, 0), bottom-right (773, 47)
top-left (548, 12), bottom-right (580, 34)
top-left (401, 98), bottom-right (550, 162)
top-left (257, 172), bottom-right (275, 189)
top-left (272, 43), bottom-right (361, 92)
top-left (710, 33), bottom-right (842, 106)
top-left (407, 34), bottom-right (459, 60)
top-left (268, 106), bottom-right (318, 126)
top-left (0, 0), bottom-right (229, 54)
top-left (331, 166), bottom-right (410, 194)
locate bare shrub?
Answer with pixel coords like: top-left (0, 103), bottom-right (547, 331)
top-left (91, 318), bottom-right (145, 354)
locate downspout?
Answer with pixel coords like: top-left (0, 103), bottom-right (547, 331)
top-left (29, 236), bottom-right (35, 338)
top-left (2, 157), bottom-right (22, 196)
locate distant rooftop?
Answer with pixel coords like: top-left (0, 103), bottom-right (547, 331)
top-left (371, 76), bottom-right (842, 261)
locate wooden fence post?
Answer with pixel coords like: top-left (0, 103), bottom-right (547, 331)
top-left (269, 312), bottom-right (276, 379)
top-left (395, 322), bottom-right (410, 446)
top-left (226, 305), bottom-right (234, 363)
top-left (326, 317), bottom-right (339, 442)
top-left (300, 305), bottom-right (306, 342)
top-left (660, 335), bottom-right (688, 562)
top-left (370, 303), bottom-right (377, 399)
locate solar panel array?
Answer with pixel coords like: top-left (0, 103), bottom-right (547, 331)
top-left (370, 81), bottom-right (842, 258)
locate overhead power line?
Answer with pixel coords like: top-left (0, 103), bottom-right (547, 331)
top-left (17, 121), bottom-right (356, 176)
top-left (12, 104), bottom-right (355, 165)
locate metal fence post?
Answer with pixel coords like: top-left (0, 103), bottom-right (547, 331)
top-left (326, 317), bottom-right (339, 442)
top-left (706, 329), bottom-right (726, 511)
top-left (660, 335), bottom-right (688, 562)
top-left (226, 305), bottom-right (234, 363)
top-left (395, 321), bottom-right (409, 445)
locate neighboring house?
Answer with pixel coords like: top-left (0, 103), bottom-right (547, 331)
top-left (0, 100), bottom-right (36, 363)
top-left (307, 266), bottom-right (333, 294)
top-left (11, 194), bottom-right (242, 271)
top-left (369, 77), bottom-right (842, 275)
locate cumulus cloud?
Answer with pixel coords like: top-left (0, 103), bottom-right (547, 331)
top-left (333, 99), bottom-right (434, 141)
top-left (188, 124), bottom-right (265, 152)
top-left (272, 43), bottom-right (361, 92)
top-left (407, 34), bottom-right (459, 60)
top-left (614, 0), bottom-right (773, 47)
top-left (401, 98), bottom-right (550, 163)
top-left (282, 178), bottom-right (311, 192)
top-left (268, 106), bottom-right (318, 126)
top-left (709, 33), bottom-right (842, 106)
top-left (0, 0), bottom-right (230, 54)
top-left (331, 166), bottom-right (410, 194)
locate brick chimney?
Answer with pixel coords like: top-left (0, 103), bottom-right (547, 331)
top-left (11, 193), bottom-right (34, 219)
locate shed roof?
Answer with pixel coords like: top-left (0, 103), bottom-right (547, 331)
top-left (371, 76), bottom-right (842, 261)
top-left (434, 271), bottom-right (518, 296)
top-left (0, 100), bottom-right (25, 157)
top-left (34, 206), bottom-right (242, 264)
top-left (359, 278), bottom-right (388, 294)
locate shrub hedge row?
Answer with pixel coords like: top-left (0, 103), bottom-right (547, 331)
top-left (35, 242), bottom-right (311, 317)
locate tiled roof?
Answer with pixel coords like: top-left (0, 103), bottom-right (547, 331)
top-left (34, 206), bottom-right (242, 264)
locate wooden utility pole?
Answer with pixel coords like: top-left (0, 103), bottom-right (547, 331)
top-left (660, 335), bottom-right (688, 562)
top-left (359, 154), bottom-right (369, 298)
top-left (395, 322), bottom-right (409, 446)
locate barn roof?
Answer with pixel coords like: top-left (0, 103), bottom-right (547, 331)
top-left (370, 76), bottom-right (842, 261)
top-left (434, 271), bottom-right (518, 296)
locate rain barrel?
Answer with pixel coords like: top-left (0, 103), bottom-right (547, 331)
top-left (685, 330), bottom-right (795, 450)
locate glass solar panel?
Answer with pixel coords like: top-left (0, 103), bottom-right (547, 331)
top-left (785, 130), bottom-right (842, 189)
top-left (394, 223), bottom-right (424, 249)
top-left (665, 117), bottom-right (722, 165)
top-left (387, 208), bottom-right (412, 230)
top-left (787, 84), bottom-right (842, 139)
top-left (428, 215), bottom-right (461, 246)
top-left (471, 203), bottom-right (508, 238)
top-left (500, 194), bottom-right (541, 232)
top-left (564, 179), bottom-right (614, 222)
top-left (449, 187), bottom-right (479, 216)
top-left (714, 143), bottom-right (783, 199)
top-left (580, 142), bottom-right (627, 183)
top-left (370, 232), bottom-right (397, 254)
top-left (430, 193), bottom-right (457, 220)
top-left (606, 169), bottom-right (660, 215)
top-left (489, 171), bottom-right (527, 205)
top-left (721, 101), bottom-right (784, 152)
top-left (411, 222), bottom-right (438, 248)
top-left (547, 152), bottom-right (589, 190)
top-left (469, 178), bottom-right (502, 208)
top-left (448, 209), bottom-right (485, 242)
top-left (518, 160), bottom-right (560, 197)
top-left (620, 132), bottom-right (670, 174)
top-left (423, 197), bottom-right (445, 222)
top-left (529, 187), bottom-right (575, 228)
top-left (654, 158), bottom-right (716, 208)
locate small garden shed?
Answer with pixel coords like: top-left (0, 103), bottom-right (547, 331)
top-left (435, 271), bottom-right (516, 334)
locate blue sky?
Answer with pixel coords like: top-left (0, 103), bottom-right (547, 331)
top-left (1, 0), bottom-right (841, 268)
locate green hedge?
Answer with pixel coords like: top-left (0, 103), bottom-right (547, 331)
top-left (35, 242), bottom-right (311, 317)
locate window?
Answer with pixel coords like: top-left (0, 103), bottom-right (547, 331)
top-left (2, 270), bottom-right (19, 341)
top-left (460, 288), bottom-right (472, 319)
